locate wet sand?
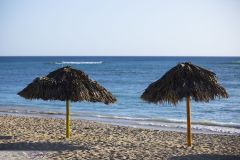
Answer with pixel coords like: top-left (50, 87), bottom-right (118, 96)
top-left (0, 115), bottom-right (239, 160)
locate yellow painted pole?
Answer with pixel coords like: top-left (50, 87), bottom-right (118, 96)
top-left (66, 98), bottom-right (70, 138)
top-left (186, 96), bottom-right (192, 146)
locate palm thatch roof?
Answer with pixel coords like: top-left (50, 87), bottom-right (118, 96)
top-left (18, 66), bottom-right (116, 104)
top-left (141, 62), bottom-right (228, 105)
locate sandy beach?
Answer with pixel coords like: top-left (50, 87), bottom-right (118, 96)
top-left (0, 115), bottom-right (239, 160)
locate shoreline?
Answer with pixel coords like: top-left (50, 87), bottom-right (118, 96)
top-left (0, 109), bottom-right (239, 136)
top-left (0, 115), bottom-right (239, 159)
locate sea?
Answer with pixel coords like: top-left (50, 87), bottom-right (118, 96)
top-left (0, 56), bottom-right (239, 135)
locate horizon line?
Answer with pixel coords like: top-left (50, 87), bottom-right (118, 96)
top-left (0, 55), bottom-right (239, 57)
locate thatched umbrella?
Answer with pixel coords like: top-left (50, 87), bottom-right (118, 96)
top-left (141, 62), bottom-right (228, 146)
top-left (18, 66), bottom-right (116, 138)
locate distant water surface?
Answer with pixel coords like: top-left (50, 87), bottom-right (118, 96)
top-left (0, 56), bottom-right (239, 135)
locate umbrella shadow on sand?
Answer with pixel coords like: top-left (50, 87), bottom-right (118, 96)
top-left (0, 141), bottom-right (91, 151)
top-left (169, 154), bottom-right (240, 160)
top-left (0, 136), bottom-right (13, 140)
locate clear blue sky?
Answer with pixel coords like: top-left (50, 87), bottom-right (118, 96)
top-left (0, 0), bottom-right (239, 56)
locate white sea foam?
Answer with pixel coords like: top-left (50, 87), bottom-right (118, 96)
top-left (191, 125), bottom-right (240, 135)
top-left (96, 115), bottom-right (239, 126)
top-left (55, 61), bottom-right (103, 65)
top-left (95, 114), bottom-right (240, 134)
top-left (136, 121), bottom-right (240, 134)
top-left (1, 106), bottom-right (239, 135)
top-left (96, 115), bottom-right (150, 120)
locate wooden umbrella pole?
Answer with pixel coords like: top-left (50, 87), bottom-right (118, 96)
top-left (186, 96), bottom-right (192, 146)
top-left (66, 98), bottom-right (70, 138)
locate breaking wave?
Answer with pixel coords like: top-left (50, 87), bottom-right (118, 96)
top-left (1, 106), bottom-right (239, 135)
top-left (96, 115), bottom-right (240, 128)
top-left (53, 61), bottom-right (103, 65)
top-left (96, 115), bottom-right (240, 134)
